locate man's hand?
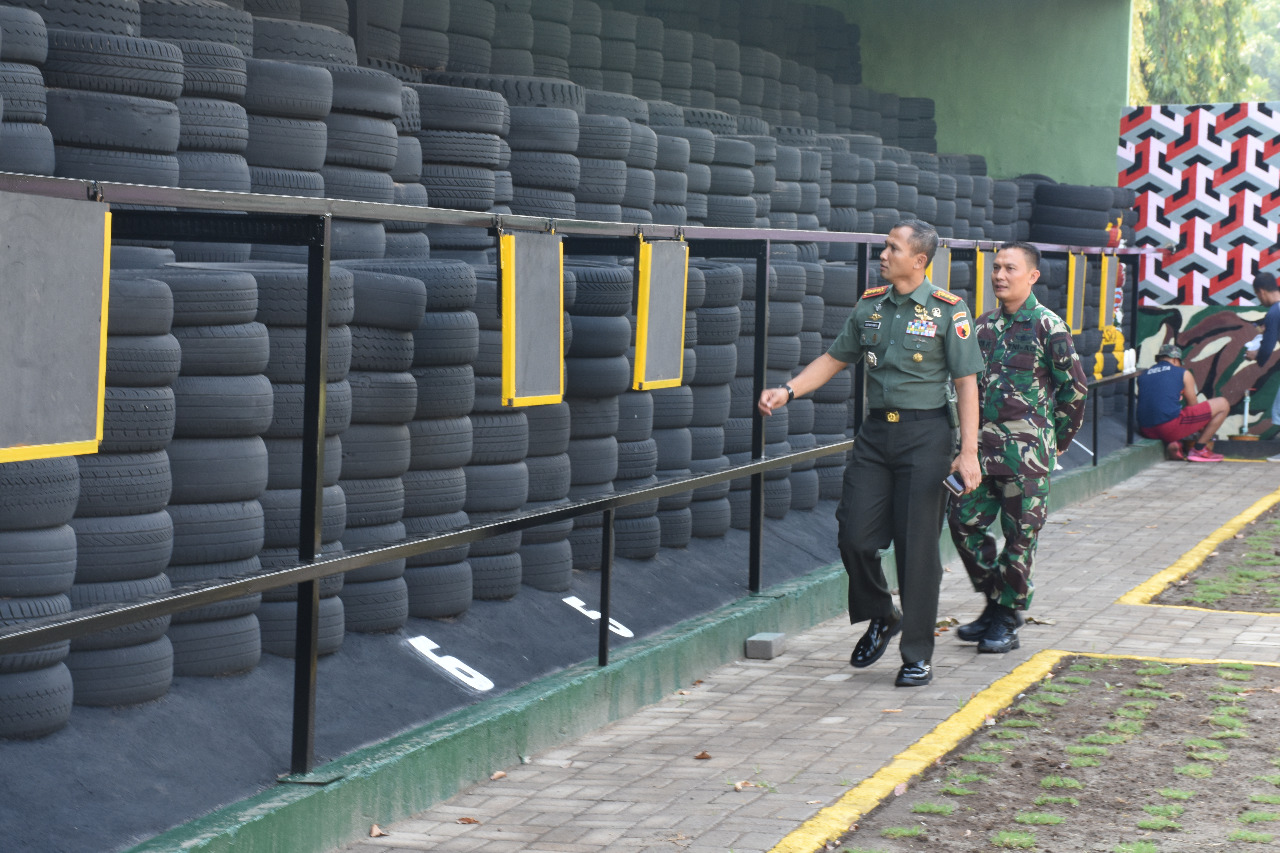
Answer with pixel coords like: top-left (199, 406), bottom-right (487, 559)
top-left (1245, 349), bottom-right (1258, 361)
top-left (758, 386), bottom-right (789, 416)
top-left (950, 448), bottom-right (981, 494)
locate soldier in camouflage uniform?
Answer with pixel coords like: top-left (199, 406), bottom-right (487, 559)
top-left (948, 241), bottom-right (1087, 654)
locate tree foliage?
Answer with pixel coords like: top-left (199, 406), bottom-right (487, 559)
top-left (1132, 0), bottom-right (1252, 104)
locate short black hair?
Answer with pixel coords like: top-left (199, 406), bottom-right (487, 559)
top-left (1255, 272), bottom-right (1279, 293)
top-left (996, 241), bottom-right (1041, 270)
top-left (893, 218), bottom-right (938, 260)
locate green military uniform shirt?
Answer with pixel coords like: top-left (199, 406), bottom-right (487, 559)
top-left (973, 292), bottom-right (1088, 478)
top-left (828, 277), bottom-right (985, 409)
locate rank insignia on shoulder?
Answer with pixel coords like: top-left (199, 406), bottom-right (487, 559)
top-left (932, 289), bottom-right (962, 305)
top-left (862, 285), bottom-right (889, 299)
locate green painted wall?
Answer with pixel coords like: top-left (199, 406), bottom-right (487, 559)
top-left (835, 0), bottom-right (1131, 186)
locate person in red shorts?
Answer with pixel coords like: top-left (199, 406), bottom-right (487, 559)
top-left (1136, 343), bottom-right (1228, 462)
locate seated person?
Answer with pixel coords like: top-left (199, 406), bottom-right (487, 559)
top-left (1136, 343), bottom-right (1228, 462)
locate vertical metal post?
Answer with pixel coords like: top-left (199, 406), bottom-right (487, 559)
top-left (291, 214), bottom-right (331, 776)
top-left (852, 242), bottom-right (871, 433)
top-left (598, 508), bottom-right (615, 666)
top-left (1091, 387), bottom-right (1100, 467)
top-left (1126, 257), bottom-right (1139, 446)
top-left (748, 239), bottom-right (771, 594)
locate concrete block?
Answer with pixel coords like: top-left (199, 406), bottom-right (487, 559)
top-left (745, 632), bottom-right (786, 659)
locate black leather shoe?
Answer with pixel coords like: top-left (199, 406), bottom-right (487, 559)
top-left (957, 601), bottom-right (1024, 642)
top-left (978, 606), bottom-right (1021, 654)
top-left (850, 612), bottom-right (902, 668)
top-left (895, 660), bottom-right (932, 687)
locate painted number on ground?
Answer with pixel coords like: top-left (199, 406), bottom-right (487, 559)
top-left (407, 636), bottom-right (494, 691)
top-left (562, 596), bottom-right (634, 637)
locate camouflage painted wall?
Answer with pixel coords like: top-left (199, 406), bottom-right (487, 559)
top-left (1136, 303), bottom-right (1280, 435)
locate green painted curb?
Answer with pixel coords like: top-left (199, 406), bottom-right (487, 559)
top-left (128, 441), bottom-right (1162, 853)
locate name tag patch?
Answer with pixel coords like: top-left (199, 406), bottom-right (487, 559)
top-left (906, 319), bottom-right (937, 337)
top-left (863, 320), bottom-right (881, 329)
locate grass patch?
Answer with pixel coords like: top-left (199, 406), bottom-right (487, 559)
top-left (1220, 662), bottom-right (1256, 671)
top-left (1109, 720), bottom-right (1143, 735)
top-left (1257, 774), bottom-right (1280, 786)
top-left (1113, 843), bottom-right (1158, 853)
top-left (1040, 682), bottom-right (1078, 694)
top-left (940, 785), bottom-right (974, 796)
top-left (1041, 776), bottom-right (1083, 789)
top-left (1209, 730), bottom-right (1246, 740)
top-left (1229, 829), bottom-right (1275, 843)
top-left (910, 801), bottom-right (954, 815)
top-left (991, 730), bottom-right (1028, 741)
top-left (946, 772), bottom-right (989, 784)
top-left (1015, 701), bottom-right (1050, 716)
top-left (960, 753), bottom-right (1004, 763)
top-left (1210, 715), bottom-right (1247, 731)
top-left (1034, 795), bottom-right (1079, 807)
top-left (1252, 793), bottom-right (1280, 805)
top-left (1070, 757), bottom-right (1101, 768)
top-left (1136, 664), bottom-right (1175, 675)
top-left (879, 826), bottom-right (922, 839)
top-left (1038, 694), bottom-right (1070, 706)
top-left (1221, 670), bottom-right (1255, 682)
top-left (1069, 661), bottom-right (1106, 671)
top-left (1122, 688), bottom-right (1171, 700)
top-left (1114, 706), bottom-right (1150, 720)
top-left (1240, 811), bottom-right (1280, 824)
top-left (1000, 719), bottom-right (1041, 729)
top-left (1081, 733), bottom-right (1127, 745)
top-left (990, 830), bottom-right (1037, 848)
top-left (1014, 812), bottom-right (1063, 825)
top-left (1065, 745), bottom-right (1108, 756)
top-left (1058, 675), bottom-right (1094, 685)
top-left (1158, 788), bottom-right (1195, 800)
top-left (1176, 763), bottom-right (1213, 779)
top-left (1143, 804), bottom-right (1185, 818)
top-left (1187, 750), bottom-right (1230, 763)
top-left (1136, 817), bottom-right (1182, 831)
top-left (1185, 737), bottom-right (1219, 749)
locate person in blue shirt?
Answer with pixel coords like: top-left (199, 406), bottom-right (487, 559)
top-left (1136, 344), bottom-right (1228, 462)
top-left (1243, 273), bottom-right (1280, 461)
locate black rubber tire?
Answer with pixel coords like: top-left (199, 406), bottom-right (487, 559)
top-left (167, 499), bottom-right (265, 565)
top-left (323, 113), bottom-right (399, 171)
top-left (0, 6), bottom-right (47, 64)
top-left (258, 596), bottom-right (344, 658)
top-left (47, 89), bottom-right (181, 154)
top-left (172, 374), bottom-right (274, 438)
top-left (167, 613), bottom-right (261, 677)
top-left (168, 436), bottom-right (268, 505)
top-left (66, 635), bottom-right (173, 707)
top-left (339, 422), bottom-right (411, 479)
top-left (44, 29), bottom-right (184, 99)
top-left (419, 164), bottom-right (497, 211)
top-left (412, 310), bottom-right (479, 367)
top-left (409, 364), bottom-right (475, 420)
top-left (470, 411), bottom-right (530, 464)
top-left (0, 525), bottom-right (76, 598)
top-left (251, 16), bottom-right (356, 64)
top-left (0, 594), bottom-right (71, 674)
top-left (410, 82), bottom-right (508, 133)
top-left (403, 466), bottom-right (466, 517)
top-left (259, 484), bottom-right (346, 549)
top-left (404, 560), bottom-right (472, 619)
top-left (421, 69), bottom-right (584, 112)
top-left (414, 128), bottom-right (503, 167)
top-left (464, 460), bottom-right (529, 512)
top-left (342, 577), bottom-right (409, 634)
top-left (576, 113), bottom-right (631, 159)
top-left (506, 105), bottom-right (579, 153)
top-left (1033, 183), bottom-right (1115, 211)
top-left (74, 449), bottom-right (172, 518)
top-left (68, 574), bottom-right (173, 651)
top-left (0, 664), bottom-right (73, 738)
top-left (407, 413), bottom-right (474, 471)
top-left (470, 551), bottom-right (521, 600)
top-left (349, 326), bottom-right (415, 372)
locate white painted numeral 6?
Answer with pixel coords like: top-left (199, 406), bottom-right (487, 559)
top-left (562, 596), bottom-right (634, 638)
top-left (408, 636), bottom-right (494, 691)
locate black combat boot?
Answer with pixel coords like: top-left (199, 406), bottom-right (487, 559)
top-left (956, 599), bottom-right (998, 642)
top-left (978, 605), bottom-right (1021, 654)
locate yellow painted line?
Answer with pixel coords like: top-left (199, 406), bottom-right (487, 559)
top-left (1117, 486), bottom-right (1280, 605)
top-left (770, 649), bottom-right (1280, 853)
top-left (768, 650), bottom-right (1068, 853)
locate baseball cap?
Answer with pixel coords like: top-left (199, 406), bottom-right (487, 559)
top-left (1157, 343), bottom-right (1182, 360)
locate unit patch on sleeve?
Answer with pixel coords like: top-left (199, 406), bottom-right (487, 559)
top-left (955, 316), bottom-right (971, 339)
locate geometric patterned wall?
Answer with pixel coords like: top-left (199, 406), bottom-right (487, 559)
top-left (1119, 103), bottom-right (1280, 306)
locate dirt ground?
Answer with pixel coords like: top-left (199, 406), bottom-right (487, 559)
top-left (1152, 502), bottom-right (1280, 613)
top-left (834, 656), bottom-right (1280, 852)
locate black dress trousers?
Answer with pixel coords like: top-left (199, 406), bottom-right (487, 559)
top-left (836, 415), bottom-right (953, 663)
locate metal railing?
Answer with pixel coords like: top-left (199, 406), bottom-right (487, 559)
top-left (0, 171), bottom-right (1152, 773)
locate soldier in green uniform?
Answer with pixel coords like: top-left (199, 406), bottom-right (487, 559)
top-left (948, 241), bottom-right (1087, 653)
top-left (759, 220), bottom-right (984, 687)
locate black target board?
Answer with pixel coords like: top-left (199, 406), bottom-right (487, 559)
top-left (499, 230), bottom-right (564, 407)
top-left (633, 237), bottom-right (688, 390)
top-left (0, 193), bottom-right (110, 462)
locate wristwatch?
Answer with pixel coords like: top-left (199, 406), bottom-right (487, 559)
top-left (781, 383), bottom-right (795, 401)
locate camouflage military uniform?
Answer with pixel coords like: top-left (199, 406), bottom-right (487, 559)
top-left (829, 277), bottom-right (984, 664)
top-left (947, 292), bottom-right (1087, 611)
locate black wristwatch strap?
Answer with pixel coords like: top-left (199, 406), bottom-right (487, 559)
top-left (783, 383), bottom-right (795, 401)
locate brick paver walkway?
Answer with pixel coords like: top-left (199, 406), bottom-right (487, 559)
top-left (336, 461), bottom-right (1280, 853)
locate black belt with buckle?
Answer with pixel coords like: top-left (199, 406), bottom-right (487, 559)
top-left (869, 406), bottom-right (948, 423)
